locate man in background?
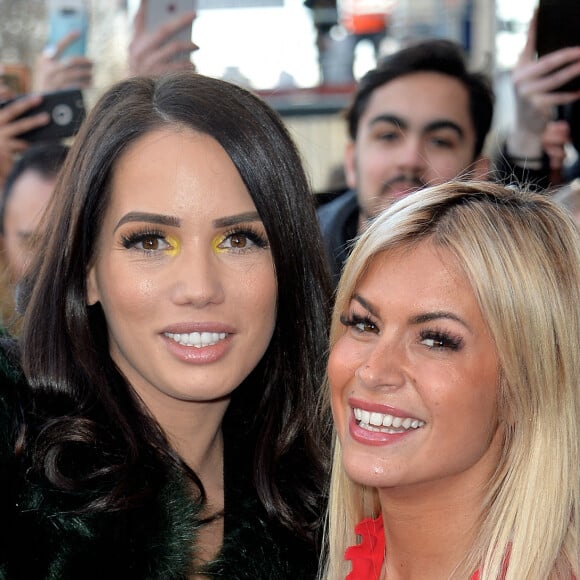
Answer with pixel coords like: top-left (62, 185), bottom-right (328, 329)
top-left (317, 39), bottom-right (494, 283)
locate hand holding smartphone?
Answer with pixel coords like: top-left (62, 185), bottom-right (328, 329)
top-left (46, 0), bottom-right (89, 60)
top-left (145, 0), bottom-right (197, 61)
top-left (0, 89), bottom-right (85, 143)
top-left (536, 0), bottom-right (580, 92)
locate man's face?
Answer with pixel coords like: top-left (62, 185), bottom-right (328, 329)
top-left (345, 72), bottom-right (486, 225)
top-left (2, 169), bottom-right (56, 282)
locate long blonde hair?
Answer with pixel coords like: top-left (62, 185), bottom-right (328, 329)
top-left (321, 181), bottom-right (580, 579)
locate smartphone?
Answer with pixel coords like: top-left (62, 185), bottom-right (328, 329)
top-left (145, 0), bottom-right (196, 60)
top-left (536, 0), bottom-right (580, 91)
top-left (1, 89), bottom-right (86, 143)
top-left (47, 0), bottom-right (89, 60)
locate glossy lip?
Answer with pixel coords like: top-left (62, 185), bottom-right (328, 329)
top-left (348, 397), bottom-right (416, 418)
top-left (347, 397), bottom-right (423, 447)
top-left (160, 321), bottom-right (236, 365)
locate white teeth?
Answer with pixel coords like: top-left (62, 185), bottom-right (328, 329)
top-left (165, 331), bottom-right (227, 348)
top-left (353, 407), bottom-right (425, 433)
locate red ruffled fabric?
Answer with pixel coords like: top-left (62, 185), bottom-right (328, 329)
top-left (345, 516), bottom-right (385, 580)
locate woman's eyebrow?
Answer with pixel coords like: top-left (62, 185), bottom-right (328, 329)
top-left (352, 294), bottom-right (379, 318)
top-left (212, 211), bottom-right (261, 228)
top-left (410, 311), bottom-right (471, 331)
top-left (114, 212), bottom-right (180, 232)
top-left (113, 211), bottom-right (262, 233)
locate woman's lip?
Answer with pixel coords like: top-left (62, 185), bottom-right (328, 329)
top-left (161, 332), bottom-right (233, 364)
top-left (160, 321), bottom-right (236, 335)
top-left (348, 397), bottom-right (414, 418)
top-left (348, 415), bottom-right (413, 446)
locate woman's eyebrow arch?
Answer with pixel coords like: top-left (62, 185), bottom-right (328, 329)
top-left (114, 212), bottom-right (180, 232)
top-left (213, 211), bottom-right (261, 228)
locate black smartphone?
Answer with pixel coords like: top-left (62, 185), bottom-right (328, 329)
top-left (536, 0), bottom-right (580, 92)
top-left (1, 88), bottom-right (86, 142)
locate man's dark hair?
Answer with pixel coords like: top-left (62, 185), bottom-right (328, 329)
top-left (0, 143), bottom-right (69, 234)
top-left (345, 39), bottom-right (495, 159)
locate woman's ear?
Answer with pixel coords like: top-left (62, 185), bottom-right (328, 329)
top-left (86, 265), bottom-right (99, 306)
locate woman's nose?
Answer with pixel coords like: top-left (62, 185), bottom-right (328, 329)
top-left (170, 246), bottom-right (225, 307)
top-left (355, 339), bottom-right (407, 390)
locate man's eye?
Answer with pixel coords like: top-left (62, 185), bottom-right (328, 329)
top-left (430, 137), bottom-right (455, 148)
top-left (378, 131), bottom-right (399, 142)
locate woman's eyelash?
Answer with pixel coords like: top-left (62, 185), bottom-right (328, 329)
top-left (419, 329), bottom-right (463, 351)
top-left (120, 228), bottom-right (165, 249)
top-left (339, 313), bottom-right (378, 333)
top-left (222, 226), bottom-right (270, 249)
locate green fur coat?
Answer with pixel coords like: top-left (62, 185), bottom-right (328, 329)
top-left (0, 350), bottom-right (318, 579)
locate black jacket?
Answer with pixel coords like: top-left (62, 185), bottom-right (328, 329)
top-left (317, 189), bottom-right (359, 286)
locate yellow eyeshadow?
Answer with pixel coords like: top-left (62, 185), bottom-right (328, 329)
top-left (211, 234), bottom-right (227, 254)
top-left (164, 235), bottom-right (181, 256)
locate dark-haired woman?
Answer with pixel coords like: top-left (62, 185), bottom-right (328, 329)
top-left (0, 72), bottom-right (331, 579)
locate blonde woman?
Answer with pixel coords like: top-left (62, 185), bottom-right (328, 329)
top-left (321, 181), bottom-right (580, 579)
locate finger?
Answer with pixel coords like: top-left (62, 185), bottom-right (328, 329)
top-left (514, 48), bottom-right (580, 84)
top-left (154, 40), bottom-right (198, 63)
top-left (0, 137), bottom-right (30, 155)
top-left (546, 120), bottom-right (571, 141)
top-left (150, 12), bottom-right (196, 49)
top-left (133, 0), bottom-right (146, 36)
top-left (58, 56), bottom-right (93, 69)
top-left (534, 91), bottom-right (580, 111)
top-left (57, 68), bottom-right (93, 89)
top-left (148, 59), bottom-right (196, 76)
top-left (0, 95), bottom-right (43, 124)
top-left (519, 62), bottom-right (580, 97)
top-left (0, 112), bottom-right (50, 139)
top-left (51, 30), bottom-right (81, 59)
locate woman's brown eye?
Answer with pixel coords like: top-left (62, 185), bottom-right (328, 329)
top-left (230, 234), bottom-right (247, 248)
top-left (142, 237), bottom-right (159, 250)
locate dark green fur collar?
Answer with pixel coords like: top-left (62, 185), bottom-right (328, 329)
top-left (0, 349), bottom-right (317, 579)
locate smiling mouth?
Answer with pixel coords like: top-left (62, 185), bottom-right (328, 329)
top-left (165, 331), bottom-right (228, 348)
top-left (354, 408), bottom-right (425, 433)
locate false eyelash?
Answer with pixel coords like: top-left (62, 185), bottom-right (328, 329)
top-left (419, 329), bottom-right (463, 351)
top-left (339, 313), bottom-right (378, 333)
top-left (120, 228), bottom-right (166, 249)
top-left (220, 226), bottom-right (270, 249)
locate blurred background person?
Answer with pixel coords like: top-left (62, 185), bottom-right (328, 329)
top-left (0, 142), bottom-right (68, 331)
